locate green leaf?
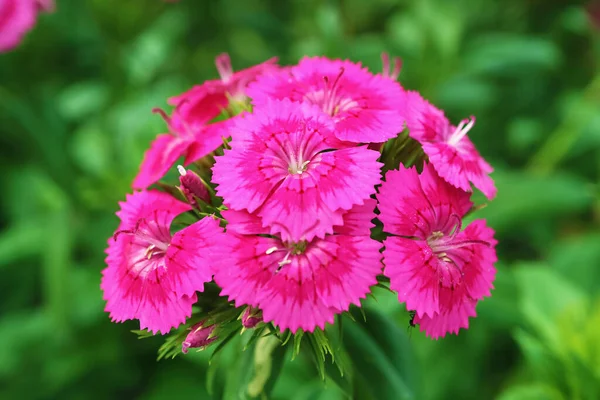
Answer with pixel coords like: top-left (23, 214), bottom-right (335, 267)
top-left (477, 171), bottom-right (593, 234)
top-left (247, 335), bottom-right (287, 399)
top-left (513, 263), bottom-right (586, 351)
top-left (496, 383), bottom-right (565, 400)
top-left (342, 308), bottom-right (415, 400)
top-left (548, 232), bottom-right (600, 295)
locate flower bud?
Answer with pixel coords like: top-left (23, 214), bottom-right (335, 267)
top-left (181, 321), bottom-right (217, 354)
top-left (241, 307), bottom-right (263, 329)
top-left (178, 166), bottom-right (211, 206)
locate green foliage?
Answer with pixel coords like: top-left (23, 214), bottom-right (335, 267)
top-left (0, 0), bottom-right (599, 399)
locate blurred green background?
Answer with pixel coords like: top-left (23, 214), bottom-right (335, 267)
top-left (1, 0), bottom-right (599, 399)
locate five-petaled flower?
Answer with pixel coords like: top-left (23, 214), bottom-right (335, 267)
top-left (378, 164), bottom-right (497, 339)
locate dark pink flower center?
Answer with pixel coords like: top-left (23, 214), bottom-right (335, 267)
top-left (268, 129), bottom-right (325, 178)
top-left (426, 216), bottom-right (489, 289)
top-left (304, 68), bottom-right (359, 117)
top-left (114, 217), bottom-right (172, 278)
top-left (266, 239), bottom-right (309, 273)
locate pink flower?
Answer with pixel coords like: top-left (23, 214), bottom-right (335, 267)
top-left (181, 321), bottom-right (217, 353)
top-left (378, 164), bottom-right (497, 339)
top-left (101, 190), bottom-right (222, 334)
top-left (213, 200), bottom-right (381, 333)
top-left (168, 53), bottom-right (278, 128)
top-left (132, 107), bottom-right (226, 190)
top-left (247, 56), bottom-right (406, 143)
top-left (212, 99), bottom-right (382, 242)
top-left (0, 0), bottom-right (53, 53)
top-left (404, 91), bottom-right (496, 199)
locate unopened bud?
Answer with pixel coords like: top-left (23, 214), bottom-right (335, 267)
top-left (241, 307), bottom-right (263, 329)
top-left (181, 321), bottom-right (217, 354)
top-left (178, 166), bottom-right (210, 206)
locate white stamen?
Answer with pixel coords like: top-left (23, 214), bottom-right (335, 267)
top-left (177, 165), bottom-right (187, 176)
top-left (448, 116), bottom-right (475, 146)
top-left (265, 246), bottom-right (279, 255)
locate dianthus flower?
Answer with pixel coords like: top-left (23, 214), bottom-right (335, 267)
top-left (378, 164), bottom-right (497, 339)
top-left (132, 107), bottom-right (227, 189)
top-left (404, 91), bottom-right (497, 199)
top-left (0, 0), bottom-right (53, 52)
top-left (101, 190), bottom-right (222, 334)
top-left (247, 56), bottom-right (406, 143)
top-left (212, 99), bottom-right (382, 242)
top-left (213, 200), bottom-right (381, 333)
top-left (168, 53), bottom-right (278, 127)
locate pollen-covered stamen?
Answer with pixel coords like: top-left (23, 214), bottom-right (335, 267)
top-left (447, 116), bottom-right (476, 147)
top-left (215, 53), bottom-right (234, 83)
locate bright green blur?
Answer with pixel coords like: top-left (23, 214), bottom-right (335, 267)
top-left (0, 0), bottom-right (599, 398)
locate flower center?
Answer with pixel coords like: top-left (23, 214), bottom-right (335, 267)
top-left (303, 68), bottom-right (358, 117)
top-left (426, 215), bottom-right (489, 288)
top-left (447, 116), bottom-right (475, 147)
top-left (288, 158), bottom-right (310, 175)
top-left (114, 217), bottom-right (172, 277)
top-left (265, 240), bottom-right (308, 272)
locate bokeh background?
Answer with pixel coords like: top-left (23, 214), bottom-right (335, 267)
top-left (1, 0), bottom-right (599, 399)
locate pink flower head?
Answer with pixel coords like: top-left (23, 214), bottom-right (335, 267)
top-left (378, 164), bottom-right (497, 339)
top-left (101, 190), bottom-right (222, 334)
top-left (132, 107), bottom-right (226, 190)
top-left (168, 53), bottom-right (278, 127)
top-left (0, 0), bottom-right (38, 52)
top-left (247, 56), bottom-right (406, 143)
top-left (212, 99), bottom-right (382, 242)
top-left (213, 200), bottom-right (381, 333)
top-left (405, 91), bottom-right (496, 199)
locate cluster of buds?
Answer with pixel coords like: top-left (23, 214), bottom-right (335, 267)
top-left (100, 52), bottom-right (498, 359)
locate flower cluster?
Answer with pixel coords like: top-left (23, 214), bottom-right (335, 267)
top-left (101, 53), bottom-right (498, 354)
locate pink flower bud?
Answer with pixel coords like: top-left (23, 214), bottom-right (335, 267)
top-left (241, 307), bottom-right (263, 329)
top-left (178, 166), bottom-right (210, 206)
top-left (181, 321), bottom-right (217, 354)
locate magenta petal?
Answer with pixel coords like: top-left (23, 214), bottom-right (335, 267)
top-left (383, 237), bottom-right (441, 318)
top-left (167, 217), bottom-right (224, 297)
top-left (248, 56), bottom-right (406, 143)
top-left (221, 209), bottom-right (269, 235)
top-left (0, 0), bottom-right (38, 53)
top-left (260, 185), bottom-right (344, 242)
top-left (101, 191), bottom-right (193, 334)
top-left (255, 236), bottom-right (381, 333)
top-left (333, 199), bottom-right (377, 236)
top-left (315, 146), bottom-right (382, 211)
top-left (414, 288), bottom-right (477, 339)
top-left (212, 146), bottom-right (274, 213)
top-left (459, 220), bottom-right (498, 301)
top-left (132, 134), bottom-right (193, 190)
top-left (377, 164), bottom-right (472, 238)
top-left (405, 91), bottom-right (496, 199)
top-left (213, 234), bottom-right (280, 308)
